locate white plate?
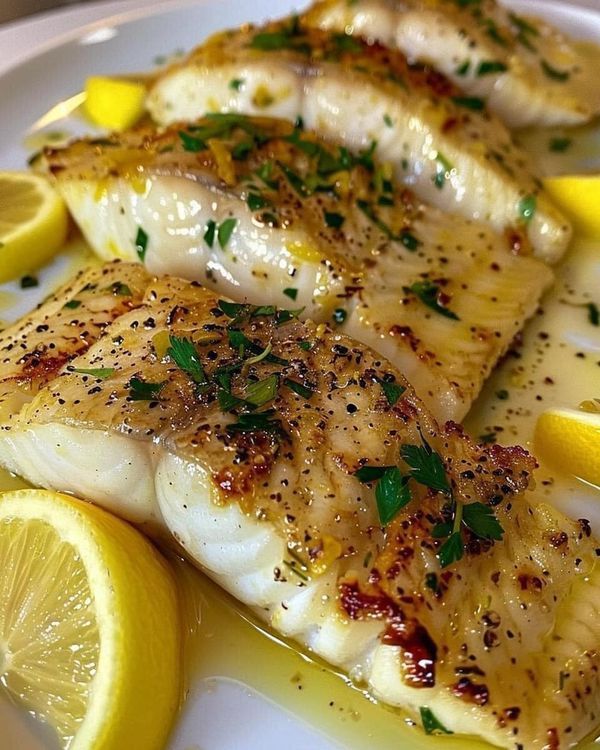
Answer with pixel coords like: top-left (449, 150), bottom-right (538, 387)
top-left (1, 2), bottom-right (600, 750)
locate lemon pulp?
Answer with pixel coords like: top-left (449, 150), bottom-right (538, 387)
top-left (0, 172), bottom-right (68, 283)
top-left (0, 489), bottom-right (181, 750)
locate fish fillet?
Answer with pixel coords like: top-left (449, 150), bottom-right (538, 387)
top-left (0, 265), bottom-right (598, 748)
top-left (304, 0), bottom-right (600, 128)
top-left (145, 21), bottom-right (572, 261)
top-left (43, 116), bottom-right (554, 422)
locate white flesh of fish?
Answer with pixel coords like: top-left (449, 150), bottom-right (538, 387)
top-left (0, 266), bottom-right (598, 749)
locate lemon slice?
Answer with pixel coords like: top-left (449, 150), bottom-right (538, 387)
top-left (535, 406), bottom-right (600, 486)
top-left (84, 76), bottom-right (146, 131)
top-left (0, 489), bottom-right (180, 750)
top-left (0, 171), bottom-right (68, 283)
top-left (543, 175), bottom-right (600, 238)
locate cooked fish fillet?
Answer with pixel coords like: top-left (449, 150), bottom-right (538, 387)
top-left (304, 0), bottom-right (600, 128)
top-left (145, 22), bottom-right (572, 262)
top-left (0, 262), bottom-right (150, 415)
top-left (43, 116), bottom-right (553, 423)
top-left (0, 266), bottom-right (598, 748)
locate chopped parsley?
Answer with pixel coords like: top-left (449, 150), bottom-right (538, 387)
top-left (324, 211), bottom-right (345, 229)
top-left (229, 78), bottom-right (244, 91)
top-left (379, 379), bottom-right (405, 406)
top-left (244, 373), bottom-right (279, 407)
top-left (284, 378), bottom-right (315, 399)
top-left (462, 502), bottom-right (504, 540)
top-left (203, 218), bottom-right (237, 249)
top-left (518, 194), bottom-right (537, 224)
top-left (549, 137), bottom-right (572, 153)
top-left (541, 59), bottom-right (570, 82)
top-left (128, 377), bottom-right (166, 401)
top-left (217, 218), bottom-right (237, 249)
top-left (204, 219), bottom-right (217, 248)
top-left (401, 442), bottom-right (451, 495)
top-left (455, 59), bottom-right (471, 76)
top-left (405, 280), bottom-right (459, 320)
top-left (71, 367), bottom-right (115, 379)
top-left (64, 299), bottom-right (82, 310)
top-left (476, 60), bottom-right (507, 76)
top-left (588, 302), bottom-right (599, 326)
top-left (383, 113), bottom-right (393, 127)
top-left (451, 95), bottom-right (485, 111)
top-left (135, 226), bottom-right (148, 261)
top-left (354, 464), bottom-right (411, 525)
top-left (496, 389), bottom-right (509, 400)
top-left (178, 130), bottom-right (204, 152)
top-left (420, 706), bottom-right (453, 736)
top-left (167, 335), bottom-right (208, 385)
top-left (283, 287), bottom-right (298, 300)
top-left (247, 193), bottom-right (270, 211)
top-left (332, 308), bottom-right (347, 324)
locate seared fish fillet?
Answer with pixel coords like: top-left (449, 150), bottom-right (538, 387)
top-left (304, 0), bottom-right (600, 128)
top-left (0, 266), bottom-right (599, 748)
top-left (44, 116), bottom-right (553, 423)
top-left (0, 262), bottom-right (150, 415)
top-left (145, 21), bottom-right (572, 262)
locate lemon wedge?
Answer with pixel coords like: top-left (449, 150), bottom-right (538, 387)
top-left (543, 175), bottom-right (600, 237)
top-left (0, 171), bottom-right (68, 283)
top-left (84, 76), bottom-right (146, 131)
top-left (0, 489), bottom-right (180, 750)
top-left (535, 406), bottom-right (600, 487)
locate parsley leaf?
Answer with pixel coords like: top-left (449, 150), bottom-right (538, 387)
top-left (354, 465), bottom-right (395, 483)
top-left (204, 219), bottom-right (217, 248)
top-left (284, 378), bottom-right (315, 399)
top-left (587, 302), bottom-right (599, 326)
top-left (405, 280), bottom-right (459, 320)
top-left (167, 336), bottom-right (207, 384)
top-left (462, 502), bottom-right (504, 540)
top-left (476, 60), bottom-right (507, 76)
top-left (227, 409), bottom-right (287, 438)
top-left (245, 374), bottom-right (279, 407)
top-left (379, 380), bottom-right (405, 406)
top-left (420, 707), bottom-right (453, 735)
top-left (549, 137), bottom-right (571, 153)
top-left (283, 287), bottom-right (298, 300)
top-left (376, 467), bottom-right (411, 525)
top-left (400, 443), bottom-right (451, 494)
top-left (71, 367), bottom-right (115, 379)
top-left (541, 59), bottom-right (570, 81)
top-left (135, 226), bottom-right (148, 261)
top-left (128, 377), bottom-right (166, 401)
top-left (64, 299), bottom-right (82, 310)
top-left (20, 275), bottom-right (38, 289)
top-left (451, 96), bottom-right (485, 111)
top-left (438, 531), bottom-right (464, 568)
top-left (518, 194), bottom-right (537, 223)
top-left (218, 218), bottom-right (237, 249)
top-left (324, 211), bottom-right (345, 229)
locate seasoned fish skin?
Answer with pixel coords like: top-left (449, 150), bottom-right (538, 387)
top-left (0, 266), bottom-right (599, 748)
top-left (304, 0), bottom-right (600, 128)
top-left (44, 117), bottom-right (554, 423)
top-left (146, 23), bottom-right (572, 262)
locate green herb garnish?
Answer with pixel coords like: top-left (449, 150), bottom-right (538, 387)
top-left (229, 78), bottom-right (244, 91)
top-left (379, 380), bottom-right (405, 406)
top-left (71, 367), bottom-right (115, 379)
top-left (324, 211), bottom-right (345, 229)
top-left (20, 275), bottom-right (38, 289)
top-left (420, 707), bottom-right (453, 736)
top-left (135, 226), bottom-right (148, 261)
top-left (405, 280), bottom-right (459, 320)
top-left (462, 502), bottom-right (504, 540)
top-left (218, 218), bottom-right (237, 249)
top-left (284, 378), bottom-right (315, 399)
top-left (167, 335), bottom-right (207, 384)
top-left (64, 300), bottom-right (82, 310)
top-left (451, 96), bottom-right (485, 111)
top-left (518, 194), bottom-right (536, 223)
top-left (283, 287), bottom-right (298, 300)
top-left (401, 442), bottom-right (451, 495)
top-left (588, 302), bottom-right (599, 326)
top-left (476, 60), bottom-right (507, 76)
top-left (204, 219), bottom-right (217, 248)
top-left (245, 373), bottom-right (279, 407)
top-left (549, 137), bottom-right (572, 153)
top-left (128, 377), bottom-right (166, 401)
top-left (375, 467), bottom-right (411, 525)
top-left (541, 59), bottom-right (570, 82)
top-left (332, 308), bottom-right (347, 324)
